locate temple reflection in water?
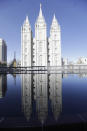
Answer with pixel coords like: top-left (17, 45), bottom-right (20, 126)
top-left (21, 74), bottom-right (32, 121)
top-left (21, 73), bottom-right (62, 124)
top-left (0, 75), bottom-right (7, 98)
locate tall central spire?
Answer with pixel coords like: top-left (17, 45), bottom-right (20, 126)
top-left (39, 3), bottom-right (42, 17)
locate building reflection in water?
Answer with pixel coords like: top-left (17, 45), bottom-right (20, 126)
top-left (21, 74), bottom-right (32, 121)
top-left (78, 73), bottom-right (87, 78)
top-left (0, 75), bottom-right (7, 98)
top-left (49, 74), bottom-right (62, 121)
top-left (21, 73), bottom-right (62, 124)
top-left (34, 74), bottom-right (48, 124)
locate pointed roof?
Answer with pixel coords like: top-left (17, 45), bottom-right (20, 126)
top-left (25, 15), bottom-right (30, 25)
top-left (52, 14), bottom-right (58, 23)
top-left (26, 15), bottom-right (29, 23)
top-left (51, 14), bottom-right (60, 29)
top-left (53, 13), bottom-right (56, 21)
top-left (23, 15), bottom-right (31, 28)
top-left (35, 3), bottom-right (46, 25)
top-left (39, 3), bottom-right (42, 17)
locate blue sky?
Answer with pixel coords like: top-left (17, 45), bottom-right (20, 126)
top-left (0, 0), bottom-right (87, 62)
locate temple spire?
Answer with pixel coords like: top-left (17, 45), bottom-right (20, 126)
top-left (24, 15), bottom-right (31, 28)
top-left (39, 3), bottom-right (42, 17)
top-left (53, 13), bottom-right (56, 21)
top-left (51, 13), bottom-right (59, 27)
top-left (54, 14), bottom-right (56, 19)
top-left (26, 15), bottom-right (29, 23)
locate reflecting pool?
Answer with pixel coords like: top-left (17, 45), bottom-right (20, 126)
top-left (0, 73), bottom-right (87, 128)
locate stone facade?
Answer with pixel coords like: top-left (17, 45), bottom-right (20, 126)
top-left (21, 16), bottom-right (33, 67)
top-left (49, 14), bottom-right (61, 66)
top-left (21, 4), bottom-right (61, 67)
top-left (33, 4), bottom-right (48, 66)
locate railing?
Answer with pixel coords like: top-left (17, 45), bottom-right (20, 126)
top-left (0, 65), bottom-right (87, 70)
top-left (0, 65), bottom-right (87, 74)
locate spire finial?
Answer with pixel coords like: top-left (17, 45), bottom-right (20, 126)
top-left (53, 13), bottom-right (56, 20)
top-left (14, 51), bottom-right (16, 59)
top-left (52, 13), bottom-right (59, 27)
top-left (26, 15), bottom-right (29, 22)
top-left (40, 3), bottom-right (42, 9)
top-left (23, 15), bottom-right (31, 28)
top-left (39, 3), bottom-right (42, 17)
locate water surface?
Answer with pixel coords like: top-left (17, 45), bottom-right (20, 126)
top-left (0, 73), bottom-right (87, 127)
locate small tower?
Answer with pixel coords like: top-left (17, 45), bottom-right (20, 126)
top-left (49, 14), bottom-right (61, 66)
top-left (21, 16), bottom-right (33, 67)
top-left (34, 4), bottom-right (48, 66)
